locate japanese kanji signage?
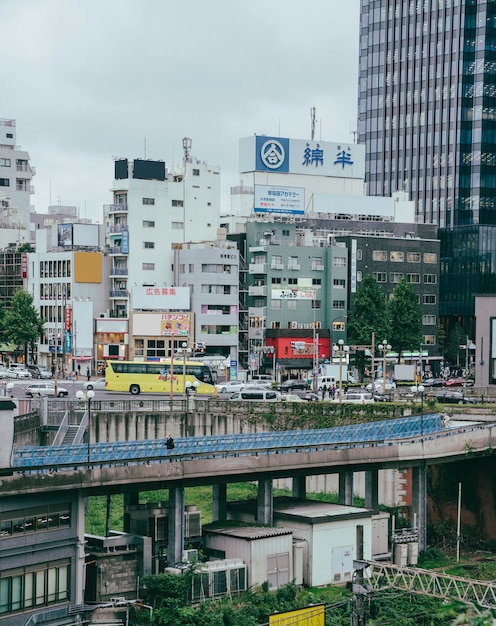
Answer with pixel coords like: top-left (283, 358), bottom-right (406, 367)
top-left (239, 136), bottom-right (365, 179)
top-left (271, 289), bottom-right (316, 300)
top-left (254, 185), bottom-right (305, 215)
top-left (131, 286), bottom-right (190, 311)
top-left (160, 313), bottom-right (190, 337)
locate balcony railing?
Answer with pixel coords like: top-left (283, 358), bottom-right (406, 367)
top-left (110, 267), bottom-right (128, 276)
top-left (109, 224), bottom-right (128, 233)
top-left (249, 285), bottom-right (267, 297)
top-left (110, 290), bottom-right (129, 298)
top-left (248, 306), bottom-right (267, 318)
top-left (109, 246), bottom-right (128, 255)
top-left (248, 263), bottom-right (267, 274)
top-left (104, 203), bottom-right (128, 213)
top-left (287, 264), bottom-right (300, 271)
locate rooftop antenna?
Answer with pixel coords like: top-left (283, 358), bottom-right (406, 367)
top-left (350, 120), bottom-right (357, 143)
top-left (182, 137), bottom-right (192, 163)
top-left (144, 136), bottom-right (147, 159)
top-left (310, 107), bottom-right (316, 140)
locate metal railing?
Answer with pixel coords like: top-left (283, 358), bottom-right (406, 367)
top-left (367, 560), bottom-right (496, 611)
top-left (13, 413), bottom-right (446, 471)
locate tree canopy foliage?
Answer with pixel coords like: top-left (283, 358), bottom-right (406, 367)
top-left (3, 289), bottom-right (44, 362)
top-left (347, 276), bottom-right (423, 356)
top-left (388, 278), bottom-right (423, 355)
top-left (347, 275), bottom-right (390, 345)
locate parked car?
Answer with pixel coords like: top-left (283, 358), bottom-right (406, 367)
top-left (83, 377), bottom-right (106, 391)
top-left (279, 393), bottom-right (306, 402)
top-left (249, 375), bottom-right (275, 386)
top-left (333, 391), bottom-right (375, 404)
top-left (27, 364), bottom-right (52, 379)
top-left (373, 393), bottom-right (390, 402)
top-left (421, 377), bottom-right (446, 388)
top-left (291, 389), bottom-right (320, 402)
top-left (25, 383), bottom-right (69, 397)
top-left (445, 377), bottom-right (465, 387)
top-left (229, 388), bottom-right (278, 402)
top-left (279, 379), bottom-right (309, 392)
top-left (427, 390), bottom-right (476, 404)
top-left (0, 364), bottom-right (8, 379)
top-left (366, 378), bottom-right (396, 391)
top-left (7, 366), bottom-right (31, 379)
top-left (215, 380), bottom-right (245, 394)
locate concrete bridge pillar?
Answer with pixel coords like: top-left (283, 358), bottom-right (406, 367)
top-left (412, 464), bottom-right (427, 551)
top-left (212, 483), bottom-right (227, 521)
top-left (292, 475), bottom-right (306, 499)
top-left (338, 470), bottom-right (354, 505)
top-left (167, 487), bottom-right (185, 566)
top-left (365, 469), bottom-right (379, 510)
top-left (123, 492), bottom-right (139, 533)
top-left (257, 479), bottom-right (273, 525)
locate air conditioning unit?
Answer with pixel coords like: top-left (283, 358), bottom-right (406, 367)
top-left (183, 549), bottom-right (198, 562)
top-left (184, 510), bottom-right (202, 538)
top-left (190, 560), bottom-right (247, 603)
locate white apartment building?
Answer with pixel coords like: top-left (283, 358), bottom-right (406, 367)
top-left (0, 119), bottom-right (35, 249)
top-left (105, 156), bottom-right (221, 319)
top-left (173, 238), bottom-right (239, 364)
top-left (27, 232), bottom-right (111, 372)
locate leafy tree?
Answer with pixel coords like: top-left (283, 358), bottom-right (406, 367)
top-left (3, 289), bottom-right (44, 363)
top-left (388, 278), bottom-right (423, 356)
top-left (346, 276), bottom-right (390, 379)
top-left (17, 242), bottom-right (34, 253)
top-left (446, 324), bottom-right (465, 367)
top-left (437, 323), bottom-right (447, 359)
top-left (347, 275), bottom-right (390, 345)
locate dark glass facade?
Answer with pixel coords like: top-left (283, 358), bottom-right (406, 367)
top-left (359, 0), bottom-right (496, 228)
top-left (440, 225), bottom-right (496, 320)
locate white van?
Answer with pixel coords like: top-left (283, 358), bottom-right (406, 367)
top-left (316, 376), bottom-right (336, 390)
top-left (229, 388), bottom-right (278, 402)
top-left (249, 375), bottom-right (275, 386)
top-left (333, 391), bottom-right (374, 404)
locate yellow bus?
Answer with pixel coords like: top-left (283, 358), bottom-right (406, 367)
top-left (105, 360), bottom-right (216, 395)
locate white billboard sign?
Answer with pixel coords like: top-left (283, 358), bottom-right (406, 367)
top-left (271, 289), bottom-right (316, 300)
top-left (254, 185), bottom-right (305, 215)
top-left (131, 286), bottom-right (190, 311)
top-left (240, 136), bottom-right (365, 179)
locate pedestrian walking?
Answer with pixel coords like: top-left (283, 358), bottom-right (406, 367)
top-left (321, 384), bottom-right (327, 401)
top-left (166, 433), bottom-right (175, 450)
top-left (86, 367), bottom-right (91, 381)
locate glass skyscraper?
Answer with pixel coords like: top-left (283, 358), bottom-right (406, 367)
top-left (358, 0), bottom-right (496, 332)
top-left (358, 0), bottom-right (496, 228)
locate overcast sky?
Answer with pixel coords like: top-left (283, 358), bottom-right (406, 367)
top-left (4, 0), bottom-right (360, 222)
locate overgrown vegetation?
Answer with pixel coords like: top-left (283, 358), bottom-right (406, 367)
top-left (87, 486), bottom-right (496, 625)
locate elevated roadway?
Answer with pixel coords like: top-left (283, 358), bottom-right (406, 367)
top-left (3, 414), bottom-right (494, 497)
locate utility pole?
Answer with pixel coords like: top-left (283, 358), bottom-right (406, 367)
top-left (371, 332), bottom-right (375, 388)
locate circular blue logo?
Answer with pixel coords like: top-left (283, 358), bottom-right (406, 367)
top-left (260, 140), bottom-right (286, 169)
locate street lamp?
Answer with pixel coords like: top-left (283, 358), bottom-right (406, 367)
top-left (378, 340), bottom-right (392, 395)
top-left (254, 345), bottom-right (275, 381)
top-left (76, 389), bottom-right (95, 465)
top-left (333, 339), bottom-right (349, 403)
top-left (418, 384), bottom-right (425, 436)
top-left (185, 380), bottom-right (200, 412)
top-left (179, 342), bottom-right (192, 398)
